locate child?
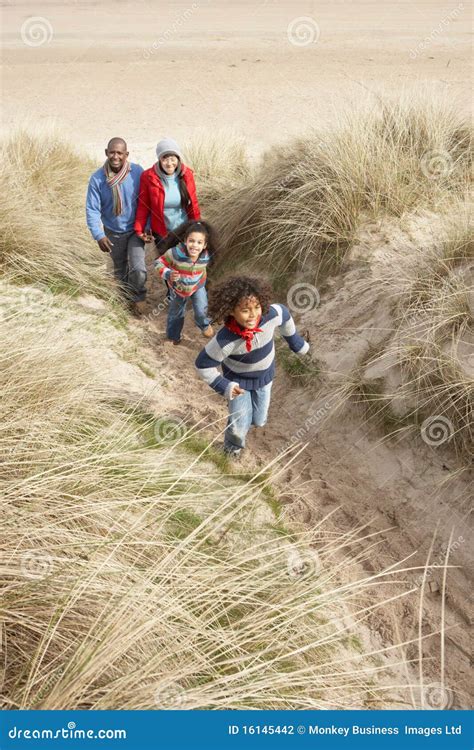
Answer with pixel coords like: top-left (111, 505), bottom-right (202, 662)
top-left (155, 220), bottom-right (215, 345)
top-left (195, 276), bottom-right (310, 458)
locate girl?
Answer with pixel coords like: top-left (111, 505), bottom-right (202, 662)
top-left (155, 220), bottom-right (216, 345)
top-left (195, 276), bottom-right (310, 459)
top-left (134, 137), bottom-right (200, 248)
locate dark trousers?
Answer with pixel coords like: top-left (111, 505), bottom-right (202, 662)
top-left (105, 228), bottom-right (147, 302)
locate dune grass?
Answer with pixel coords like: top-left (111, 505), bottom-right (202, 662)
top-left (0, 293), bottom-right (425, 710)
top-left (0, 117), bottom-right (466, 711)
top-left (201, 93), bottom-right (472, 283)
top-left (0, 128), bottom-right (116, 299)
top-left (344, 209), bottom-right (473, 460)
top-left (183, 130), bottom-right (251, 208)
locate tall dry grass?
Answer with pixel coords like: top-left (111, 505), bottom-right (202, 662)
top-left (1, 296), bottom-right (427, 709)
top-left (184, 130), bottom-right (251, 207)
top-left (1, 118), bottom-right (464, 711)
top-left (0, 127), bottom-right (115, 298)
top-left (203, 93), bottom-right (472, 281)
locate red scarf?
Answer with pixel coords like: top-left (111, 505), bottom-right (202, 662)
top-left (225, 316), bottom-right (263, 352)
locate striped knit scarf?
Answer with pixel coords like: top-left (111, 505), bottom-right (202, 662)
top-left (225, 316), bottom-right (263, 352)
top-left (103, 160), bottom-right (131, 216)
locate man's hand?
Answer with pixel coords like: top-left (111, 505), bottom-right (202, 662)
top-left (170, 270), bottom-right (180, 283)
top-left (231, 385), bottom-right (245, 398)
top-left (138, 231), bottom-right (154, 243)
top-left (98, 236), bottom-right (113, 253)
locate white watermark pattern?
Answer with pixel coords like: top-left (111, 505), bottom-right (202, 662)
top-left (287, 547), bottom-right (321, 580)
top-left (420, 415), bottom-right (454, 446)
top-left (287, 16), bottom-right (320, 47)
top-left (413, 535), bottom-right (464, 590)
top-left (420, 150), bottom-right (454, 180)
top-left (21, 16), bottom-right (53, 47)
top-left (287, 283), bottom-right (320, 313)
top-left (153, 415), bottom-right (186, 444)
top-left (140, 4), bottom-right (199, 59)
top-left (409, 3), bottom-right (464, 58)
top-left (20, 283), bottom-right (54, 314)
top-left (422, 682), bottom-right (455, 709)
top-left (154, 683), bottom-right (187, 709)
top-left (21, 550), bottom-right (53, 579)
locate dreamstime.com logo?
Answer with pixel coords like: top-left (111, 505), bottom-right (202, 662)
top-left (8, 722), bottom-right (127, 741)
top-left (409, 3), bottom-right (464, 59)
top-left (19, 283), bottom-right (55, 314)
top-left (286, 400), bottom-right (332, 446)
top-left (413, 535), bottom-right (464, 590)
top-left (140, 3), bottom-right (198, 59)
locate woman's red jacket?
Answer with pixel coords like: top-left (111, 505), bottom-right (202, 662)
top-left (134, 164), bottom-right (200, 237)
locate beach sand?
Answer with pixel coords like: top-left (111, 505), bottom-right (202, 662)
top-left (1, 0), bottom-right (472, 163)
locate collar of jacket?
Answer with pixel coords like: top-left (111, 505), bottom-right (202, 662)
top-left (149, 163), bottom-right (189, 188)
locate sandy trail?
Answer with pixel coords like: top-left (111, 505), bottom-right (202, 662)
top-left (136, 262), bottom-right (472, 709)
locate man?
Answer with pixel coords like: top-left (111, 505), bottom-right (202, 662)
top-left (86, 137), bottom-right (147, 315)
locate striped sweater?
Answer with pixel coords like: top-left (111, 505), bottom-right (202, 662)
top-left (154, 243), bottom-right (210, 298)
top-left (195, 304), bottom-right (310, 398)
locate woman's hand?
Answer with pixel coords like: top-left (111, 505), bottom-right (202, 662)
top-left (137, 231), bottom-right (154, 243)
top-left (231, 385), bottom-right (245, 398)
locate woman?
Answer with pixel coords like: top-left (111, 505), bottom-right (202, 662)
top-left (134, 137), bottom-right (200, 251)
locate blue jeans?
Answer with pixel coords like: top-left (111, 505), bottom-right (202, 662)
top-left (224, 382), bottom-right (272, 453)
top-left (166, 285), bottom-right (210, 342)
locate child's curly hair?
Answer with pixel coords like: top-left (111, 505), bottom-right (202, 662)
top-left (207, 276), bottom-right (273, 323)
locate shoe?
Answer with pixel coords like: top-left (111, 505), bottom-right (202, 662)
top-left (166, 338), bottom-right (181, 345)
top-left (223, 446), bottom-right (242, 461)
top-left (129, 300), bottom-right (147, 318)
top-left (202, 325), bottom-right (214, 338)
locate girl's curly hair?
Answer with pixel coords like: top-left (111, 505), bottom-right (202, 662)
top-left (207, 276), bottom-right (273, 323)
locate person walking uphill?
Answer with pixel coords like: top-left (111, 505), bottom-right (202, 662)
top-left (155, 220), bottom-right (215, 345)
top-left (195, 276), bottom-right (310, 460)
top-left (134, 137), bottom-right (200, 263)
top-left (86, 137), bottom-right (147, 315)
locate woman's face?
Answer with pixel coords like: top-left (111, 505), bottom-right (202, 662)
top-left (159, 153), bottom-right (179, 174)
top-left (232, 296), bottom-right (262, 329)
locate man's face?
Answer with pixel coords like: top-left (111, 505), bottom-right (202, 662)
top-left (105, 143), bottom-right (128, 172)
